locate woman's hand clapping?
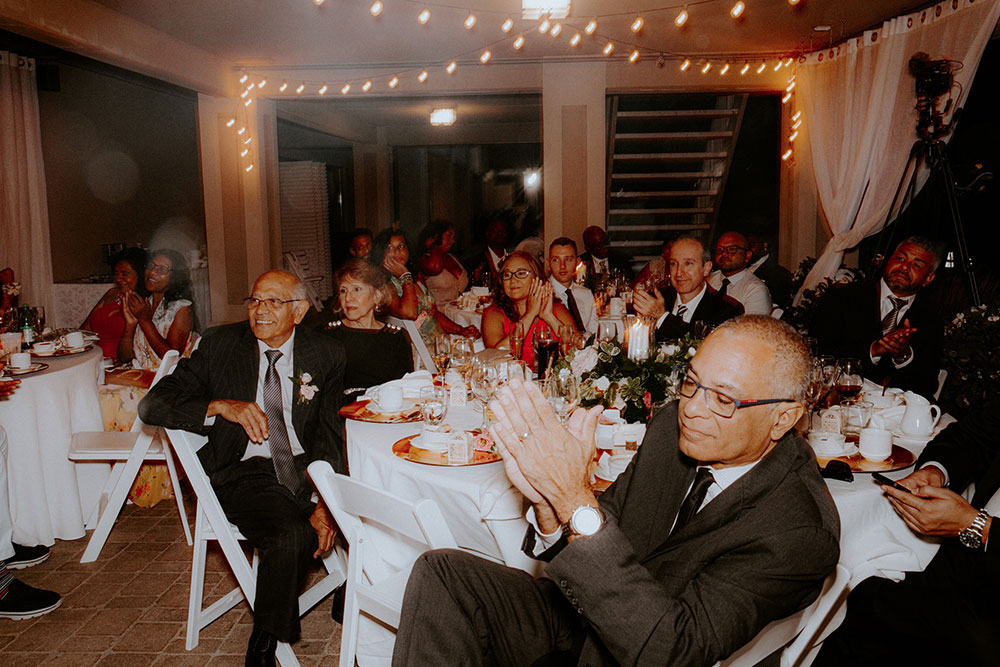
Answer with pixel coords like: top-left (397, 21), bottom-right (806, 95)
top-left (124, 291), bottom-right (152, 323)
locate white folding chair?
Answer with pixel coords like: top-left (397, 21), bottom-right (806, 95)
top-left (307, 461), bottom-right (457, 667)
top-left (719, 563), bottom-right (851, 667)
top-left (167, 428), bottom-right (346, 667)
top-left (385, 315), bottom-right (437, 372)
top-left (69, 350), bottom-right (191, 563)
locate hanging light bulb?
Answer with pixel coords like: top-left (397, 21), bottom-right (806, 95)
top-left (538, 18), bottom-right (551, 33)
top-left (720, 62), bottom-right (730, 75)
top-left (241, 148), bottom-right (249, 157)
top-left (585, 19), bottom-right (597, 34)
top-left (782, 148), bottom-right (793, 160)
top-left (388, 76), bottom-right (399, 88)
top-left (313, 0), bottom-right (325, 5)
top-left (418, 8), bottom-right (430, 24)
top-left (756, 61), bottom-right (767, 74)
top-left (417, 70), bottom-right (428, 83)
top-left (464, 14), bottom-right (477, 29)
top-left (480, 49), bottom-right (492, 64)
top-left (774, 60), bottom-right (783, 71)
top-left (240, 89), bottom-right (250, 98)
top-left (237, 126), bottom-right (246, 135)
top-left (792, 110), bottom-right (801, 121)
top-left (786, 80), bottom-right (796, 92)
top-left (783, 57), bottom-right (794, 67)
top-left (446, 61), bottom-right (457, 74)
top-left (369, 1), bottom-right (383, 17)
top-left (244, 97), bottom-right (252, 106)
top-left (246, 163), bottom-right (254, 172)
top-left (789, 131), bottom-right (799, 142)
top-left (362, 80), bottom-right (373, 92)
top-left (257, 79), bottom-right (266, 88)
top-left (244, 136), bottom-right (252, 144)
top-left (318, 84), bottom-right (328, 95)
top-left (629, 50), bottom-right (641, 63)
top-left (792, 119), bottom-right (802, 129)
top-left (513, 35), bottom-right (525, 49)
top-left (569, 32), bottom-right (582, 46)
top-left (550, 23), bottom-right (562, 37)
top-left (239, 73), bottom-right (248, 83)
top-left (788, 0), bottom-right (801, 5)
top-left (341, 83), bottom-right (351, 94)
top-left (731, 1), bottom-right (745, 19)
top-left (226, 118), bottom-right (236, 127)
top-left (701, 62), bottom-right (712, 73)
top-left (602, 41), bottom-right (614, 56)
top-left (680, 58), bottom-right (691, 71)
top-left (296, 83), bottom-right (305, 94)
top-left (675, 7), bottom-right (689, 27)
top-left (501, 17), bottom-right (514, 32)
top-left (740, 62), bottom-right (750, 75)
top-left (631, 16), bottom-right (644, 32)
top-left (279, 82), bottom-right (288, 92)
top-left (782, 92), bottom-right (792, 103)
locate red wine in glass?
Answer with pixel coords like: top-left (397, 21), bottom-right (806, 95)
top-left (836, 383), bottom-right (863, 400)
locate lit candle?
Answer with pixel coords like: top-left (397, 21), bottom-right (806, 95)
top-left (575, 260), bottom-right (587, 285)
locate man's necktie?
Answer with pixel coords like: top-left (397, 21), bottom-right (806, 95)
top-left (674, 304), bottom-right (688, 320)
top-left (671, 468), bottom-right (715, 535)
top-left (881, 296), bottom-right (907, 335)
top-left (564, 289), bottom-right (586, 332)
top-left (718, 278), bottom-right (731, 299)
top-left (262, 350), bottom-right (299, 493)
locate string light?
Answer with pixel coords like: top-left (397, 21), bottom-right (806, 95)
top-left (240, 89), bottom-right (250, 98)
top-left (246, 82), bottom-right (255, 91)
top-left (789, 131), bottom-right (799, 141)
top-left (631, 16), bottom-right (644, 32)
top-left (675, 7), bottom-right (689, 27)
top-left (730, 1), bottom-right (745, 19)
top-left (792, 111), bottom-right (802, 121)
top-left (246, 163), bottom-right (254, 172)
top-left (369, 1), bottom-right (382, 16)
top-left (550, 23), bottom-right (562, 37)
top-left (226, 118), bottom-right (235, 127)
top-left (701, 62), bottom-right (712, 73)
top-left (513, 35), bottom-right (525, 49)
top-left (774, 60), bottom-right (784, 71)
top-left (241, 148), bottom-right (249, 157)
top-left (257, 79), bottom-right (266, 88)
top-left (239, 73), bottom-right (248, 84)
top-left (629, 50), bottom-right (640, 63)
top-left (464, 14), bottom-right (477, 29)
top-left (244, 98), bottom-right (252, 106)
top-left (318, 84), bottom-right (328, 95)
top-left (418, 9), bottom-right (430, 24)
top-left (480, 49), bottom-right (492, 63)
top-left (792, 119), bottom-right (802, 129)
top-left (720, 62), bottom-right (730, 75)
top-left (740, 62), bottom-right (750, 75)
top-left (296, 83), bottom-right (305, 94)
top-left (538, 18), bottom-right (551, 33)
top-left (788, 0), bottom-right (801, 4)
top-left (585, 19), bottom-right (597, 34)
top-left (782, 148), bottom-right (793, 160)
top-left (756, 62), bottom-right (767, 74)
top-left (786, 81), bottom-right (796, 92)
top-left (388, 76), bottom-right (399, 88)
top-left (341, 83), bottom-right (351, 94)
top-left (569, 32), bottom-right (581, 46)
top-left (501, 17), bottom-right (514, 32)
top-left (783, 57), bottom-right (794, 67)
top-left (602, 41), bottom-right (614, 56)
top-left (680, 58), bottom-right (691, 71)
top-left (417, 70), bottom-right (429, 82)
top-left (362, 80), bottom-right (373, 91)
top-left (244, 136), bottom-right (252, 144)
top-left (446, 61), bottom-right (458, 73)
top-left (238, 126), bottom-right (246, 135)
top-left (313, 0), bottom-right (324, 5)
top-left (279, 82), bottom-right (288, 92)
top-left (781, 92), bottom-right (792, 103)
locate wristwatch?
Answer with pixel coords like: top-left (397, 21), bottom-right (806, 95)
top-left (563, 505), bottom-right (604, 538)
top-left (958, 507), bottom-right (990, 550)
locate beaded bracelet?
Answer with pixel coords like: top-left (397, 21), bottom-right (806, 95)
top-left (400, 272), bottom-right (414, 283)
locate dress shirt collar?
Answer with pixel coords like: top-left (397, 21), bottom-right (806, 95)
top-left (257, 329), bottom-right (296, 360)
top-left (878, 279), bottom-right (916, 317)
top-left (549, 275), bottom-right (571, 298)
top-left (488, 247), bottom-right (504, 270)
top-left (673, 284), bottom-right (707, 323)
top-left (701, 459), bottom-right (760, 508)
top-left (721, 267), bottom-right (751, 285)
top-left (593, 256), bottom-right (609, 273)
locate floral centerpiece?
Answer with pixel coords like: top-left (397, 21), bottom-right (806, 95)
top-left (554, 333), bottom-right (702, 423)
top-left (940, 303), bottom-right (1000, 414)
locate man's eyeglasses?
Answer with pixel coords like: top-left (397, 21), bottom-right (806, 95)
top-left (678, 369), bottom-right (796, 418)
top-left (147, 263), bottom-right (173, 276)
top-left (715, 246), bottom-right (748, 256)
top-left (244, 297), bottom-right (303, 309)
top-left (500, 269), bottom-right (533, 281)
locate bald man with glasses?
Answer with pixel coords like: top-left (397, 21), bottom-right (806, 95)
top-left (392, 315), bottom-right (839, 667)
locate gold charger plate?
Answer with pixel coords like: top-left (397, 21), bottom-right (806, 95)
top-left (339, 399), bottom-right (421, 423)
top-left (31, 344), bottom-right (93, 358)
top-left (392, 435), bottom-right (501, 466)
top-left (817, 444), bottom-right (915, 473)
top-left (4, 362), bottom-right (49, 377)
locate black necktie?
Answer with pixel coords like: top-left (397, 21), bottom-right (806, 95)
top-left (718, 278), bottom-right (731, 299)
top-left (674, 304), bottom-right (688, 320)
top-left (881, 296), bottom-right (907, 335)
top-left (262, 350), bottom-right (299, 493)
top-left (672, 468), bottom-right (715, 535)
top-left (563, 288), bottom-right (586, 332)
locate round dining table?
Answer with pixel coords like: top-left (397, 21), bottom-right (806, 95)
top-left (440, 301), bottom-right (483, 330)
top-left (0, 347), bottom-right (108, 546)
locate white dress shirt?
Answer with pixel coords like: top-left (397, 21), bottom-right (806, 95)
top-left (242, 332), bottom-right (306, 460)
top-left (549, 276), bottom-right (599, 334)
top-left (654, 283), bottom-right (708, 330)
top-left (592, 256), bottom-right (609, 275)
top-left (708, 268), bottom-right (772, 315)
top-left (871, 279), bottom-right (916, 369)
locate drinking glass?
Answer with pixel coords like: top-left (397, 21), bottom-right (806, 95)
top-left (0, 332), bottom-right (22, 359)
top-left (509, 321), bottom-right (525, 360)
top-left (470, 359), bottom-right (500, 429)
top-left (597, 320), bottom-right (618, 343)
top-left (546, 370), bottom-right (580, 423)
top-left (451, 337), bottom-right (474, 376)
top-left (418, 386), bottom-right (448, 430)
top-left (432, 335), bottom-right (451, 372)
top-left (841, 400), bottom-right (874, 443)
top-left (506, 360), bottom-right (528, 383)
top-left (835, 358), bottom-right (864, 402)
top-left (33, 306), bottom-right (46, 334)
top-left (533, 328), bottom-right (558, 379)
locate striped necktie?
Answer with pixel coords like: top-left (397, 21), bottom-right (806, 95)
top-left (881, 296), bottom-right (907, 335)
top-left (674, 304), bottom-right (688, 320)
top-left (262, 350), bottom-right (299, 493)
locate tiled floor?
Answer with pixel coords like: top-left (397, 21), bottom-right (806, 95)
top-left (0, 493), bottom-right (344, 665)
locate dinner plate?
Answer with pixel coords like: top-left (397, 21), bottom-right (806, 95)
top-left (31, 344), bottom-right (92, 358)
top-left (339, 399), bottom-right (422, 423)
top-left (392, 435), bottom-right (501, 466)
top-left (4, 362), bottom-right (49, 377)
top-left (816, 444), bottom-right (916, 473)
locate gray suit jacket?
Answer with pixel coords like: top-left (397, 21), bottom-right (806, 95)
top-left (541, 403), bottom-right (840, 666)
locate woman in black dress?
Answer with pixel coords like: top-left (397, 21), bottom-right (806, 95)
top-left (324, 258), bottom-right (412, 397)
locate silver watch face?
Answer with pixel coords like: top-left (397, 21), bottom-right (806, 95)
top-left (571, 506), bottom-right (603, 536)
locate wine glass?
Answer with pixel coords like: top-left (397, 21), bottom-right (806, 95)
top-left (509, 321), bottom-right (525, 361)
top-left (545, 369), bottom-right (580, 423)
top-left (451, 337), bottom-right (474, 376)
top-left (835, 358), bottom-right (864, 403)
top-left (419, 386), bottom-right (448, 430)
top-left (597, 320), bottom-right (618, 343)
top-left (533, 328), bottom-right (557, 379)
top-left (432, 335), bottom-right (451, 372)
top-left (33, 307), bottom-right (45, 334)
top-left (469, 359), bottom-right (500, 429)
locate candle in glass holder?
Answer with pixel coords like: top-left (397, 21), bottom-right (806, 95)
top-left (625, 317), bottom-right (652, 361)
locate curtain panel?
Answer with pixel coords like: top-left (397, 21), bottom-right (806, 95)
top-left (0, 51), bottom-right (54, 317)
top-left (794, 0), bottom-right (1000, 300)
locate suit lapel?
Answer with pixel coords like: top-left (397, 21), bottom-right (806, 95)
top-left (231, 324), bottom-right (260, 403)
top-left (291, 329), bottom-right (319, 439)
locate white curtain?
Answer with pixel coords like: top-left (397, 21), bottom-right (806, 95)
top-left (795, 0), bottom-right (1000, 299)
top-left (0, 51), bottom-right (54, 316)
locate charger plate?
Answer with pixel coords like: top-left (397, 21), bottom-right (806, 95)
top-left (340, 399), bottom-right (421, 423)
top-left (392, 435), bottom-right (501, 466)
top-left (816, 444), bottom-right (915, 473)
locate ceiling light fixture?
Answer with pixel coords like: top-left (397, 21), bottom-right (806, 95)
top-left (446, 61), bottom-right (458, 73)
top-left (418, 8), bottom-right (430, 24)
top-left (313, 0), bottom-right (325, 5)
top-left (602, 41), bottom-right (614, 56)
top-left (279, 82), bottom-right (288, 92)
top-left (585, 19), bottom-right (598, 35)
top-left (341, 83), bottom-right (351, 94)
top-left (430, 108), bottom-right (456, 126)
top-left (631, 16), bottom-right (644, 32)
top-left (502, 17), bottom-right (514, 32)
top-left (740, 62), bottom-right (750, 74)
top-left (756, 61), bottom-right (767, 74)
top-left (480, 49), bottom-right (492, 63)
top-left (550, 23), bottom-right (562, 37)
top-left (524, 169), bottom-right (541, 189)
top-left (226, 118), bottom-right (235, 127)
top-left (538, 18), bottom-right (551, 33)
top-left (701, 62), bottom-right (712, 73)
top-left (730, 1), bottom-right (745, 19)
top-left (675, 7), bottom-right (689, 27)
top-left (513, 35), bottom-right (526, 49)
top-left (388, 76), bottom-right (399, 88)
top-left (369, 1), bottom-right (383, 16)
top-left (362, 80), bottom-right (373, 91)
top-left (417, 70), bottom-right (429, 83)
top-left (465, 14), bottom-right (477, 29)
top-left (680, 58), bottom-right (691, 71)
top-left (720, 62), bottom-right (730, 75)
top-left (296, 84), bottom-right (305, 94)
top-left (629, 50), bottom-right (641, 63)
top-left (569, 32), bottom-right (581, 46)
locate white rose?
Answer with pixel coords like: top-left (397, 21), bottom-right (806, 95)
top-left (300, 372), bottom-right (313, 384)
top-left (664, 344), bottom-right (679, 356)
top-left (570, 347), bottom-right (599, 375)
top-left (612, 394), bottom-right (627, 411)
top-left (594, 376), bottom-right (611, 392)
top-left (687, 346), bottom-right (697, 356)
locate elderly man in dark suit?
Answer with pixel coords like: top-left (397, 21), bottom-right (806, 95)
top-left (139, 270), bottom-right (346, 667)
top-left (634, 235), bottom-right (743, 341)
top-left (809, 236), bottom-right (943, 398)
top-left (392, 315), bottom-right (840, 666)
top-left (815, 397), bottom-right (1000, 666)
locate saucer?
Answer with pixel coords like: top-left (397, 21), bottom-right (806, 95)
top-left (811, 442), bottom-right (859, 459)
top-left (892, 433), bottom-right (932, 449)
top-left (4, 362), bottom-right (48, 376)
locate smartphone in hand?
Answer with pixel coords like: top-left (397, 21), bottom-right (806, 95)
top-left (872, 472), bottom-right (912, 494)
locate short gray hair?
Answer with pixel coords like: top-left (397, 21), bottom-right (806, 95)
top-left (714, 315), bottom-right (812, 401)
top-left (897, 236), bottom-right (944, 272)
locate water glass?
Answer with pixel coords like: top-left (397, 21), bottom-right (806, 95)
top-left (597, 320), bottom-right (618, 342)
top-left (0, 332), bottom-right (22, 358)
top-left (841, 400), bottom-right (874, 443)
top-left (432, 335), bottom-right (451, 372)
top-left (509, 322), bottom-right (525, 360)
top-left (451, 337), bottom-right (474, 375)
top-left (419, 386), bottom-right (448, 429)
top-left (470, 359), bottom-right (500, 429)
top-left (546, 370), bottom-right (580, 423)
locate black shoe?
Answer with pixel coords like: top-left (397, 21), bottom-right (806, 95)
top-left (6, 544), bottom-right (49, 570)
top-left (245, 627), bottom-right (277, 667)
top-left (0, 578), bottom-right (61, 620)
top-left (331, 584), bottom-right (346, 624)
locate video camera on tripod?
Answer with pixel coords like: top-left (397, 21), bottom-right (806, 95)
top-left (908, 52), bottom-right (962, 141)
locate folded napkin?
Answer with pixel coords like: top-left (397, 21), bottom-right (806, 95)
top-left (595, 451), bottom-right (635, 482)
top-left (363, 371), bottom-right (433, 400)
top-left (470, 286), bottom-right (490, 297)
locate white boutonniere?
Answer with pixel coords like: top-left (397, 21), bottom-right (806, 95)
top-left (290, 369), bottom-right (319, 404)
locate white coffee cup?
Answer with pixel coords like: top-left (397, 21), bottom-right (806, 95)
top-left (372, 383), bottom-right (404, 412)
top-left (609, 297), bottom-right (625, 316)
top-left (858, 427), bottom-right (893, 462)
top-left (9, 352), bottom-right (31, 370)
top-left (32, 341), bottom-right (55, 355)
top-left (808, 431), bottom-right (847, 457)
top-left (61, 331), bottom-right (86, 349)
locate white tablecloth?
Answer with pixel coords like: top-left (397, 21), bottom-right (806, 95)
top-left (441, 302), bottom-right (483, 330)
top-left (0, 347), bottom-right (108, 545)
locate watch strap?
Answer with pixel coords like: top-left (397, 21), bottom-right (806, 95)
top-left (958, 507), bottom-right (989, 550)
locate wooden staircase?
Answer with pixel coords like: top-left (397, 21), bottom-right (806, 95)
top-left (606, 94), bottom-right (747, 270)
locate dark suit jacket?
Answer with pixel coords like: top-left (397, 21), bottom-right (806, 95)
top-left (654, 286), bottom-right (743, 341)
top-left (752, 254), bottom-right (794, 310)
top-left (535, 404), bottom-right (841, 666)
top-left (580, 250), bottom-right (633, 284)
top-left (809, 280), bottom-right (943, 398)
top-left (138, 321), bottom-right (347, 487)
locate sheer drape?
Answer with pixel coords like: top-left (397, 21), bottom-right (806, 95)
top-left (0, 51), bottom-right (54, 316)
top-left (794, 0), bottom-right (1000, 299)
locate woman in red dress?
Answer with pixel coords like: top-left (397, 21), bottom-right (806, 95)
top-left (81, 248), bottom-right (148, 360)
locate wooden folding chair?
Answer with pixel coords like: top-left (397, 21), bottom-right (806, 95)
top-left (69, 350), bottom-right (191, 563)
top-left (167, 428), bottom-right (346, 667)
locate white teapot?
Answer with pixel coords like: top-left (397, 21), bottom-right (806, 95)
top-left (900, 391), bottom-right (941, 438)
